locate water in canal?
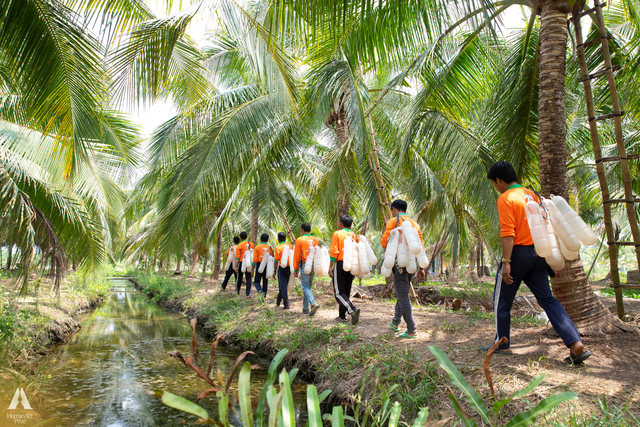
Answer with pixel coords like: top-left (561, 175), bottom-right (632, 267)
top-left (35, 279), bottom-right (308, 426)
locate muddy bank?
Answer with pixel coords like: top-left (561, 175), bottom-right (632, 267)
top-left (0, 278), bottom-right (105, 370)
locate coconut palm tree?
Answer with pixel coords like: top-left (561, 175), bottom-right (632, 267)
top-left (0, 0), bottom-right (140, 293)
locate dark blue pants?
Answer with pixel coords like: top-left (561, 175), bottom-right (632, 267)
top-left (254, 268), bottom-right (269, 295)
top-left (494, 245), bottom-right (580, 350)
top-left (276, 266), bottom-right (291, 308)
top-left (221, 265), bottom-right (236, 290)
top-left (235, 262), bottom-right (252, 296)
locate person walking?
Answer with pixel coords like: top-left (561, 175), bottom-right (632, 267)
top-left (235, 231), bottom-right (255, 297)
top-left (329, 215), bottom-right (361, 325)
top-left (486, 161), bottom-right (591, 364)
top-left (221, 236), bottom-right (240, 291)
top-left (274, 232), bottom-right (293, 309)
top-left (252, 233), bottom-right (274, 296)
top-left (381, 200), bottom-right (425, 338)
top-left (293, 223), bottom-right (320, 316)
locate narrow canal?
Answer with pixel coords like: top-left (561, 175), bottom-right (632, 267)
top-left (37, 279), bottom-right (308, 426)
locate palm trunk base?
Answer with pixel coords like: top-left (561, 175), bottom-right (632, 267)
top-left (549, 258), bottom-right (638, 336)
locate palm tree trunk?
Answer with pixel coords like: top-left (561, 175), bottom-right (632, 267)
top-left (175, 254), bottom-right (182, 275)
top-left (212, 231), bottom-right (222, 280)
top-left (336, 116), bottom-right (350, 225)
top-left (6, 245), bottom-right (12, 270)
top-left (190, 250), bottom-right (199, 275)
top-left (537, 1), bottom-right (634, 334)
top-left (250, 195), bottom-right (259, 243)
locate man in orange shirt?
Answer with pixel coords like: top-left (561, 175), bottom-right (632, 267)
top-left (329, 215), bottom-right (360, 325)
top-left (487, 161), bottom-right (590, 365)
top-left (274, 232), bottom-right (292, 309)
top-left (221, 236), bottom-right (240, 291)
top-left (235, 231), bottom-right (255, 297)
top-left (381, 200), bottom-right (425, 338)
top-left (293, 223), bottom-right (320, 316)
top-left (252, 233), bottom-right (274, 296)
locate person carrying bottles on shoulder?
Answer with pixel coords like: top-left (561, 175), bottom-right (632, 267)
top-left (381, 200), bottom-right (425, 338)
top-left (274, 232), bottom-right (293, 309)
top-left (485, 161), bottom-right (591, 364)
top-left (329, 215), bottom-right (361, 326)
top-left (252, 233), bottom-right (274, 296)
top-left (221, 236), bottom-right (240, 291)
top-left (235, 231), bottom-right (255, 297)
top-left (293, 223), bottom-right (320, 316)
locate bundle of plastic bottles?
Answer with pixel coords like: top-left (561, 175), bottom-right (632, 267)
top-left (340, 235), bottom-right (378, 279)
top-left (381, 220), bottom-right (429, 277)
top-left (527, 195), bottom-right (597, 271)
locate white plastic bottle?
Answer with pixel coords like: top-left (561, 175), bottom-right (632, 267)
top-left (545, 223), bottom-right (565, 271)
top-left (383, 231), bottom-right (399, 269)
top-left (402, 220), bottom-right (421, 255)
top-left (381, 265), bottom-right (392, 277)
top-left (544, 198), bottom-right (582, 252)
top-left (397, 233), bottom-right (409, 267)
top-left (224, 246), bottom-right (235, 270)
top-left (314, 247), bottom-right (324, 275)
top-left (406, 255), bottom-right (418, 274)
top-left (358, 241), bottom-right (369, 275)
top-left (289, 246), bottom-right (294, 271)
top-left (417, 245), bottom-right (429, 269)
top-left (551, 195), bottom-right (598, 246)
top-left (524, 201), bottom-right (552, 257)
top-left (281, 245), bottom-right (289, 268)
top-left (343, 236), bottom-right (353, 271)
top-left (304, 246), bottom-right (315, 274)
top-left (351, 241), bottom-right (360, 276)
top-left (266, 256), bottom-right (274, 277)
top-left (321, 247), bottom-right (330, 276)
top-left (246, 249), bottom-right (254, 273)
top-left (359, 235), bottom-right (378, 265)
top-left (258, 249), bottom-right (269, 273)
top-left (558, 238), bottom-right (579, 260)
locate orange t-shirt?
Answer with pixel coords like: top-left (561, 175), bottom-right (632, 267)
top-left (235, 241), bottom-right (255, 262)
top-left (293, 234), bottom-right (319, 271)
top-left (330, 229), bottom-right (358, 262)
top-left (274, 243), bottom-right (292, 262)
top-left (497, 186), bottom-right (539, 246)
top-left (252, 244), bottom-right (273, 264)
top-left (380, 214), bottom-right (424, 248)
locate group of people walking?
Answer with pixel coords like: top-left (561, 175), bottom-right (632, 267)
top-left (217, 165), bottom-right (594, 361)
top-left (218, 203), bottom-right (425, 335)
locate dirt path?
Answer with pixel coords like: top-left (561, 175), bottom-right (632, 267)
top-left (212, 278), bottom-right (640, 417)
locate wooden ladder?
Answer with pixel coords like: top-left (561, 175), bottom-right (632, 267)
top-left (572, 0), bottom-right (640, 319)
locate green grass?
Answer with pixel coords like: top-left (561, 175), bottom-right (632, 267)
top-left (600, 288), bottom-right (640, 300)
top-left (543, 396), bottom-right (639, 426)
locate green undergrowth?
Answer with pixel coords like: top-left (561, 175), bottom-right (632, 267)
top-left (600, 287), bottom-right (640, 300)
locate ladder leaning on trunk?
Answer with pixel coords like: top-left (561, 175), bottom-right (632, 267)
top-left (572, 0), bottom-right (640, 319)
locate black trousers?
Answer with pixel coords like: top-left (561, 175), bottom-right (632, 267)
top-left (276, 266), bottom-right (291, 308)
top-left (221, 264), bottom-right (236, 290)
top-left (253, 268), bottom-right (269, 295)
top-left (494, 245), bottom-right (580, 349)
top-left (333, 261), bottom-right (356, 319)
top-left (235, 262), bottom-right (252, 296)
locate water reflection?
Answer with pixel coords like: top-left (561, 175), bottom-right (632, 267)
top-left (37, 280), bottom-right (307, 426)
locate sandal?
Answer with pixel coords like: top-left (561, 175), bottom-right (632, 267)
top-left (389, 322), bottom-right (399, 332)
top-left (335, 317), bottom-right (347, 323)
top-left (482, 344), bottom-right (512, 355)
top-left (398, 332), bottom-right (417, 339)
top-left (564, 350), bottom-right (592, 366)
top-left (309, 304), bottom-right (320, 316)
top-left (351, 308), bottom-right (360, 325)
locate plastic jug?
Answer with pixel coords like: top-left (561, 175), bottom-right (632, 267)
top-left (524, 201), bottom-right (552, 257)
top-left (551, 196), bottom-right (597, 246)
